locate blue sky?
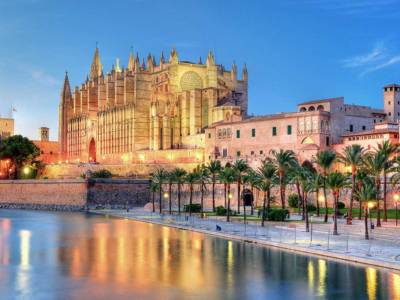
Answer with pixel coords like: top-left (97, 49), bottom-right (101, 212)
top-left (1, 0), bottom-right (400, 140)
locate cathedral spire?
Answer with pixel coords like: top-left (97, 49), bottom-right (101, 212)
top-left (128, 49), bottom-right (135, 71)
top-left (198, 56), bottom-right (203, 65)
top-left (90, 46), bottom-right (103, 80)
top-left (206, 50), bottom-right (215, 67)
top-left (242, 63), bottom-right (248, 81)
top-left (169, 48), bottom-right (178, 64)
top-left (135, 53), bottom-right (140, 72)
top-left (160, 51), bottom-right (165, 68)
top-left (115, 58), bottom-right (122, 73)
top-left (61, 71), bottom-right (72, 102)
top-left (231, 61), bottom-right (237, 81)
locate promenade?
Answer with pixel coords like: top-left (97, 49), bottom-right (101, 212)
top-left (93, 208), bottom-right (400, 272)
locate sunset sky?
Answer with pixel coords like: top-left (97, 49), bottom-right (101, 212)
top-left (1, 0), bottom-right (400, 140)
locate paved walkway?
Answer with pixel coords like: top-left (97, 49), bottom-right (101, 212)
top-left (91, 208), bottom-right (400, 272)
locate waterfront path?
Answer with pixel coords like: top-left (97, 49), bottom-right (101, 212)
top-left (92, 208), bottom-right (400, 271)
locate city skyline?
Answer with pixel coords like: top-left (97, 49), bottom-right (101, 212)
top-left (1, 0), bottom-right (400, 139)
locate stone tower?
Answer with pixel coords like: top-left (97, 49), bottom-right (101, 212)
top-left (59, 72), bottom-right (72, 156)
top-left (39, 127), bottom-right (49, 141)
top-left (383, 84), bottom-right (400, 122)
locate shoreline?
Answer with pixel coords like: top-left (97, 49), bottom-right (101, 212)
top-left (91, 209), bottom-right (400, 273)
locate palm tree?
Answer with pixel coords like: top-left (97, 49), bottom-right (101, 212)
top-left (310, 172), bottom-right (323, 216)
top-left (287, 162), bottom-right (305, 219)
top-left (218, 165), bottom-right (236, 222)
top-left (166, 171), bottom-right (174, 214)
top-left (376, 140), bottom-right (398, 222)
top-left (196, 165), bottom-right (210, 215)
top-left (326, 171), bottom-right (349, 235)
top-left (256, 161), bottom-right (277, 226)
top-left (362, 152), bottom-right (386, 227)
top-left (207, 160), bottom-right (222, 212)
top-left (269, 149), bottom-right (296, 209)
top-left (314, 150), bottom-right (337, 223)
top-left (355, 184), bottom-right (377, 240)
top-left (170, 168), bottom-right (187, 215)
top-left (149, 181), bottom-right (158, 213)
top-left (338, 144), bottom-right (364, 225)
top-left (232, 159), bottom-right (249, 214)
top-left (185, 170), bottom-right (200, 216)
top-left (243, 169), bottom-right (258, 215)
top-left (152, 168), bottom-right (168, 214)
top-left (355, 169), bottom-right (373, 220)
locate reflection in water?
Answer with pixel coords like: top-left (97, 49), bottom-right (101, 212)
top-left (0, 209), bottom-right (398, 300)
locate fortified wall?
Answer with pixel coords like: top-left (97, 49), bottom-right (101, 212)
top-left (0, 179), bottom-right (150, 210)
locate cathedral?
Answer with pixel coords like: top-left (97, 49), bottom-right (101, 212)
top-left (59, 47), bottom-right (248, 164)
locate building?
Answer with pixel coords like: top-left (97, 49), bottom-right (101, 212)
top-left (0, 117), bottom-right (14, 141)
top-left (33, 127), bottom-right (61, 164)
top-left (59, 47), bottom-right (247, 164)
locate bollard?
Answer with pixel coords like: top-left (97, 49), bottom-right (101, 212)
top-left (309, 222), bottom-right (313, 247)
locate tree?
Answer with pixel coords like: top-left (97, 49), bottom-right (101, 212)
top-left (376, 140), bottom-right (398, 222)
top-left (149, 181), bottom-right (158, 213)
top-left (355, 184), bottom-right (377, 240)
top-left (196, 165), bottom-right (210, 215)
top-left (218, 166), bottom-right (236, 222)
top-left (207, 160), bottom-right (222, 212)
top-left (243, 169), bottom-right (258, 215)
top-left (314, 150), bottom-right (337, 223)
top-left (310, 172), bottom-right (323, 216)
top-left (0, 135), bottom-right (40, 179)
top-left (152, 168), bottom-right (168, 214)
top-left (362, 152), bottom-right (386, 227)
top-left (232, 159), bottom-right (249, 214)
top-left (326, 172), bottom-right (349, 235)
top-left (166, 171), bottom-right (174, 214)
top-left (169, 168), bottom-right (187, 215)
top-left (269, 149), bottom-right (296, 209)
top-left (338, 144), bottom-right (364, 225)
top-left (185, 170), bottom-right (200, 216)
top-left (256, 161), bottom-right (277, 227)
top-left (355, 169), bottom-right (373, 220)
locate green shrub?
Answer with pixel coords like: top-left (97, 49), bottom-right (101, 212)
top-left (184, 203), bottom-right (202, 213)
top-left (337, 201), bottom-right (345, 209)
top-left (267, 209), bottom-right (289, 221)
top-left (288, 194), bottom-right (300, 208)
top-left (215, 205), bottom-right (237, 216)
top-left (306, 203), bottom-right (317, 212)
top-left (91, 169), bottom-right (112, 178)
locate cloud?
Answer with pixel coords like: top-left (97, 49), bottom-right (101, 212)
top-left (362, 54), bottom-right (400, 75)
top-left (342, 43), bottom-right (386, 68)
top-left (30, 69), bottom-right (60, 86)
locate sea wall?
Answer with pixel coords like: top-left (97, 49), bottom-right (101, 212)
top-left (0, 179), bottom-right (150, 210)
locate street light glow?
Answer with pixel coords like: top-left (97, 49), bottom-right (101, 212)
top-left (23, 167), bottom-right (30, 175)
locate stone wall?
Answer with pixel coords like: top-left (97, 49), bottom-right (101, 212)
top-left (0, 179), bottom-right (150, 209)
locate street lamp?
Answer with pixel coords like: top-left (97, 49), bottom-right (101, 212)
top-left (394, 194), bottom-right (399, 226)
top-left (163, 192), bottom-right (169, 199)
top-left (368, 201), bottom-right (375, 229)
top-left (23, 167), bottom-right (30, 176)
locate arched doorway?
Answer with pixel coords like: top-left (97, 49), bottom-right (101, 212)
top-left (242, 188), bottom-right (254, 206)
top-left (88, 138), bottom-right (96, 162)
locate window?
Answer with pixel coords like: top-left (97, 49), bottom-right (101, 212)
top-left (362, 126), bottom-right (366, 130)
top-left (272, 127), bottom-right (277, 136)
top-left (222, 149), bottom-right (227, 157)
top-left (287, 125), bottom-right (292, 135)
top-left (251, 150), bottom-right (254, 155)
top-left (349, 125), bottom-right (353, 132)
top-left (251, 128), bottom-right (256, 137)
top-left (236, 151), bottom-right (241, 157)
top-left (208, 133), bottom-right (211, 138)
top-left (236, 129), bottom-right (240, 138)
top-left (326, 136), bottom-right (330, 146)
top-left (260, 150), bottom-right (264, 155)
top-left (389, 101), bottom-right (391, 105)
top-left (389, 112), bottom-right (392, 116)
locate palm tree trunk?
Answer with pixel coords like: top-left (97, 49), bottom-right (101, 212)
top-left (316, 189), bottom-right (320, 217)
top-left (251, 185), bottom-right (254, 215)
top-left (159, 185), bottom-right (162, 214)
top-left (358, 181), bottom-right (362, 220)
top-left (227, 184), bottom-right (231, 222)
top-left (152, 190), bottom-right (155, 213)
top-left (383, 172), bottom-right (388, 222)
top-left (364, 205), bottom-right (369, 240)
top-left (280, 174), bottom-right (286, 209)
top-left (295, 181), bottom-right (304, 220)
top-left (224, 183), bottom-right (227, 208)
top-left (212, 179), bottom-right (216, 212)
top-left (178, 183), bottom-right (181, 215)
top-left (333, 193), bottom-right (338, 235)
top-left (261, 193), bottom-right (267, 227)
top-left (169, 183), bottom-right (172, 215)
top-left (189, 184), bottom-right (193, 216)
top-left (376, 179), bottom-right (381, 227)
top-left (305, 194), bottom-right (309, 232)
top-left (237, 180), bottom-right (241, 213)
top-left (267, 189), bottom-right (271, 221)
top-left (323, 177), bottom-right (328, 223)
top-left (201, 183), bottom-right (204, 216)
top-left (347, 171), bottom-right (355, 225)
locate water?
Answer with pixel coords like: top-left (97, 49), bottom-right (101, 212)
top-left (0, 210), bottom-right (399, 300)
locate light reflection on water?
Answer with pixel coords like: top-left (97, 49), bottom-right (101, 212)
top-left (0, 209), bottom-right (399, 300)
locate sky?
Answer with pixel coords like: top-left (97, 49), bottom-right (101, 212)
top-left (1, 0), bottom-right (400, 140)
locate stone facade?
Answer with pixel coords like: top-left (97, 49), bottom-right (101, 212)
top-left (0, 117), bottom-right (14, 141)
top-left (59, 47), bottom-right (247, 165)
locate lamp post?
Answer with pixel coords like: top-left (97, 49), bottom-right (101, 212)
top-left (394, 194), bottom-right (399, 226)
top-left (368, 201), bottom-right (375, 230)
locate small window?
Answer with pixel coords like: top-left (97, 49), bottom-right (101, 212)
top-left (236, 151), bottom-right (241, 157)
top-left (208, 133), bottom-right (211, 138)
top-left (349, 125), bottom-right (353, 132)
top-left (260, 150), bottom-right (264, 155)
top-left (389, 112), bottom-right (392, 116)
top-left (222, 149), bottom-right (227, 157)
top-left (272, 127), bottom-right (277, 136)
top-left (389, 101), bottom-right (391, 105)
top-left (251, 128), bottom-right (256, 137)
top-left (287, 125), bottom-right (292, 135)
top-left (236, 130), bottom-right (240, 138)
top-left (326, 136), bottom-right (330, 146)
top-left (362, 126), bottom-right (366, 130)
top-left (251, 150), bottom-right (254, 155)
